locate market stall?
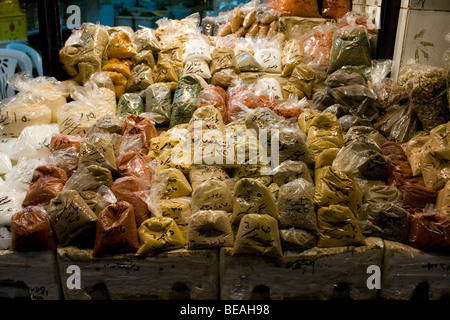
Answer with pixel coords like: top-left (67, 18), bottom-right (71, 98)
top-left (0, 0), bottom-right (449, 301)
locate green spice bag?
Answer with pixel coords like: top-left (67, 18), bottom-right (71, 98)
top-left (169, 75), bottom-right (202, 128)
top-left (117, 93), bottom-right (144, 118)
top-left (328, 26), bottom-right (372, 74)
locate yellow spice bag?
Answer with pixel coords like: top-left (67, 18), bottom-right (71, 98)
top-left (136, 217), bottom-right (185, 256)
top-left (232, 214), bottom-right (283, 258)
top-left (317, 205), bottom-right (366, 248)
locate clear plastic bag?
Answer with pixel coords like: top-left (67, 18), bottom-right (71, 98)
top-left (186, 210), bottom-right (234, 249)
top-left (231, 178), bottom-right (278, 226)
top-left (321, 0), bottom-right (351, 19)
top-left (278, 178), bottom-right (317, 232)
top-left (398, 63), bottom-right (449, 131)
top-left (117, 93), bottom-right (144, 118)
top-left (47, 189), bottom-right (97, 247)
top-left (330, 84), bottom-right (378, 121)
top-left (126, 64), bottom-right (154, 93)
top-left (362, 202), bottom-right (409, 243)
top-left (57, 80), bottom-right (116, 135)
top-left (22, 165), bottom-right (68, 207)
top-left (233, 213), bottom-right (282, 258)
top-left (10, 206), bottom-right (56, 252)
top-left (198, 85), bottom-right (228, 124)
top-left (169, 75), bottom-right (203, 128)
top-left (144, 83), bottom-right (172, 124)
top-left (133, 26), bottom-right (161, 52)
top-left (191, 180), bottom-right (233, 213)
top-left (303, 24), bottom-right (336, 68)
top-left (272, 94), bottom-right (308, 119)
top-left (374, 104), bottom-right (420, 143)
top-left (93, 201), bottom-right (140, 256)
top-left (276, 0), bottom-right (320, 18)
top-left (136, 216), bottom-right (185, 256)
top-left (317, 204), bottom-right (366, 247)
top-left (9, 124), bottom-right (60, 162)
top-left (111, 176), bottom-right (151, 227)
top-left (328, 25), bottom-right (372, 75)
top-left (409, 211), bottom-right (450, 252)
top-left (253, 38), bottom-right (282, 73)
top-left (281, 39), bottom-right (305, 77)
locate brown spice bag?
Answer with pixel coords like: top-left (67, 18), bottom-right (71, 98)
top-left (93, 201), bottom-right (140, 256)
top-left (10, 207), bottom-right (57, 252)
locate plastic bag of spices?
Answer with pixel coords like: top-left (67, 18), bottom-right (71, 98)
top-left (276, 0), bottom-right (321, 17)
top-left (317, 204), bottom-right (366, 247)
top-left (121, 114), bottom-right (158, 154)
top-left (22, 165), bottom-right (69, 207)
top-left (231, 178), bottom-right (279, 226)
top-left (93, 201), bottom-right (140, 256)
top-left (278, 178), bottom-right (318, 232)
top-left (47, 190), bottom-right (97, 247)
top-left (233, 213), bottom-right (283, 258)
top-left (10, 206), bottom-right (57, 252)
top-left (314, 166), bottom-right (363, 219)
top-left (280, 228), bottom-right (317, 250)
top-left (126, 64), bottom-right (154, 93)
top-left (328, 25), bottom-right (372, 74)
top-left (281, 39), bottom-right (305, 77)
top-left (192, 180), bottom-right (233, 213)
top-left (198, 86), bottom-right (228, 124)
top-left (321, 0), bottom-right (351, 19)
top-left (111, 176), bottom-right (151, 227)
top-left (303, 24), bottom-right (336, 68)
top-left (136, 216), bottom-right (185, 256)
top-left (116, 151), bottom-right (153, 182)
top-left (409, 212), bottom-right (450, 252)
top-left (362, 202), bottom-right (409, 243)
top-left (186, 210), bottom-right (234, 249)
top-left (169, 75), bottom-right (203, 128)
top-left (63, 164), bottom-right (114, 193)
top-left (144, 83), bottom-right (172, 124)
top-left (399, 64), bottom-right (449, 131)
top-left (107, 30), bottom-right (137, 59)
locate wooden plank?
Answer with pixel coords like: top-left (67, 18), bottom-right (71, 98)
top-left (57, 247), bottom-right (219, 300)
top-left (220, 237), bottom-right (384, 300)
top-left (381, 240), bottom-right (450, 300)
top-left (0, 250), bottom-right (62, 300)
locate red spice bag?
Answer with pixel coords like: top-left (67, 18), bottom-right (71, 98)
top-left (116, 151), bottom-right (153, 182)
top-left (321, 0), bottom-right (351, 19)
top-left (22, 165), bottom-right (69, 207)
top-left (10, 207), bottom-right (57, 252)
top-left (121, 114), bottom-right (158, 153)
top-left (276, 0), bottom-right (321, 17)
top-left (111, 176), bottom-right (151, 227)
top-left (93, 201), bottom-right (140, 256)
top-left (409, 213), bottom-right (450, 252)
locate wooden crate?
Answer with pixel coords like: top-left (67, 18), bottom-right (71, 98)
top-left (0, 250), bottom-right (62, 300)
top-left (57, 247), bottom-right (219, 300)
top-left (381, 240), bottom-right (450, 300)
top-left (220, 237), bottom-right (384, 300)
